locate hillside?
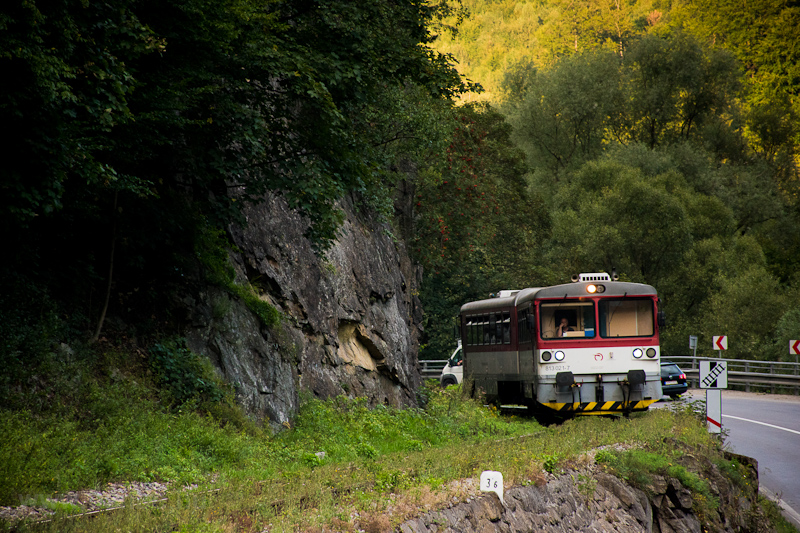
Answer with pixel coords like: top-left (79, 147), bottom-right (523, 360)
top-left (421, 0), bottom-right (800, 361)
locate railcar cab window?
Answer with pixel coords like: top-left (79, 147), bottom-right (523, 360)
top-left (465, 311), bottom-right (512, 346)
top-left (540, 301), bottom-right (595, 339)
top-left (598, 298), bottom-right (654, 337)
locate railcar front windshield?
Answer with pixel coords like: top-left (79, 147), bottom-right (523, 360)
top-left (598, 298), bottom-right (654, 337)
top-left (540, 297), bottom-right (655, 339)
top-left (540, 301), bottom-right (595, 339)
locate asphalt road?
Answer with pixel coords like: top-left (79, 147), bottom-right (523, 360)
top-left (660, 389), bottom-right (800, 528)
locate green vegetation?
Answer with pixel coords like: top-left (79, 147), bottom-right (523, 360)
top-left (148, 338), bottom-right (227, 405)
top-left (0, 330), bottom-right (523, 509)
top-left (2, 0), bottom-right (799, 528)
top-left (0, 339), bottom-right (251, 505)
top-left (195, 223), bottom-right (282, 328)
top-left (597, 448), bottom-right (719, 510)
top-left (413, 103), bottom-right (547, 357)
top-left (419, 1), bottom-right (800, 363)
top-left (436, 0), bottom-right (800, 115)
top-left (0, 369), bottom-right (777, 531)
top-left (761, 496), bottom-right (800, 533)
top-left (2, 0), bottom-right (797, 362)
top-left (0, 0), bottom-right (470, 350)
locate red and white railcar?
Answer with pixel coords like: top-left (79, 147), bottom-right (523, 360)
top-left (460, 273), bottom-right (664, 416)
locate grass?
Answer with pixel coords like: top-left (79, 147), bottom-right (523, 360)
top-left (0, 335), bottom-right (794, 532)
top-left (0, 386), bottom-right (718, 531)
top-left (19, 496), bottom-right (84, 516)
top-left (761, 496), bottom-right (800, 533)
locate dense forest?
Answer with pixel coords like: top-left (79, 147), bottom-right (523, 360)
top-left (2, 0), bottom-right (799, 389)
top-left (421, 0), bottom-right (800, 361)
top-left (0, 0), bottom-right (470, 374)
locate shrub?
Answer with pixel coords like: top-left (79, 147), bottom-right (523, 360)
top-left (149, 338), bottom-right (225, 405)
top-left (0, 279), bottom-right (65, 402)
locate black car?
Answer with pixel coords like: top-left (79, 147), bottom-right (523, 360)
top-left (660, 361), bottom-right (688, 399)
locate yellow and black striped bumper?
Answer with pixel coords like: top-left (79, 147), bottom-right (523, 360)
top-left (540, 399), bottom-right (658, 415)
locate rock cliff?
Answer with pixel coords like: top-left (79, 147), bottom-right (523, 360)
top-left (185, 193), bottom-right (424, 426)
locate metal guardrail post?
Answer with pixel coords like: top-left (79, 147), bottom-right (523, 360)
top-left (771, 361), bottom-right (775, 394)
top-left (745, 361), bottom-right (750, 393)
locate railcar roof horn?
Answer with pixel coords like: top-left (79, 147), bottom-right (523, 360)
top-left (573, 272), bottom-right (612, 282)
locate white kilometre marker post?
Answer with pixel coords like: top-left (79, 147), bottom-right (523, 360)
top-left (480, 470), bottom-right (505, 506)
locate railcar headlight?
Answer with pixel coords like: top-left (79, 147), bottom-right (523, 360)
top-left (587, 284), bottom-right (597, 294)
top-left (541, 351), bottom-right (552, 362)
top-left (554, 351), bottom-right (565, 361)
top-left (646, 348), bottom-right (657, 358)
top-left (632, 348), bottom-right (644, 359)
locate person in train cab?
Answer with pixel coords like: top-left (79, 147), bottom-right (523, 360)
top-left (557, 317), bottom-right (574, 337)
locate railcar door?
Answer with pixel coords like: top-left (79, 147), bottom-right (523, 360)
top-left (462, 309), bottom-right (516, 403)
top-left (516, 304), bottom-right (536, 403)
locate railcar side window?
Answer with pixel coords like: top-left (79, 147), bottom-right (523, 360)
top-left (500, 311), bottom-right (510, 344)
top-left (464, 312), bottom-right (512, 345)
top-left (598, 299), bottom-right (654, 337)
top-left (539, 301), bottom-right (595, 339)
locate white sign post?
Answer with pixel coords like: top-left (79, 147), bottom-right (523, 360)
top-left (480, 470), bottom-right (505, 506)
top-left (706, 389), bottom-right (722, 434)
top-left (700, 360), bottom-right (728, 434)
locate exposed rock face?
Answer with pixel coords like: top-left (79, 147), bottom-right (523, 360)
top-left (399, 452), bottom-right (765, 533)
top-left (185, 193), bottom-right (424, 426)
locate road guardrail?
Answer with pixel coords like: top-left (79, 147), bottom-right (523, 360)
top-left (421, 356), bottom-right (800, 395)
top-left (666, 355), bottom-right (800, 395)
top-left (420, 360), bottom-right (447, 379)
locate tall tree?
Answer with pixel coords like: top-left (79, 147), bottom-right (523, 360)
top-left (545, 158), bottom-right (694, 285)
top-left (506, 49), bottom-right (625, 178)
top-left (673, 0), bottom-right (800, 105)
top-left (413, 104), bottom-right (540, 359)
top-left (622, 32), bottom-right (741, 149)
top-left (0, 0), bottom-right (157, 225)
top-left (0, 0), bottom-right (472, 333)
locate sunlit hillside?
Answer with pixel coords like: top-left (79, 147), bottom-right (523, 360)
top-left (434, 0), bottom-right (675, 103)
top-left (421, 0), bottom-right (800, 362)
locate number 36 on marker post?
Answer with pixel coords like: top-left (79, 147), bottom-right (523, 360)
top-left (480, 470), bottom-right (505, 506)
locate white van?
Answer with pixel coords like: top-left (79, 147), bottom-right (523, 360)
top-left (439, 342), bottom-right (463, 387)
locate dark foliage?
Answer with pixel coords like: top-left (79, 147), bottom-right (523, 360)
top-left (0, 0), bottom-right (469, 339)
